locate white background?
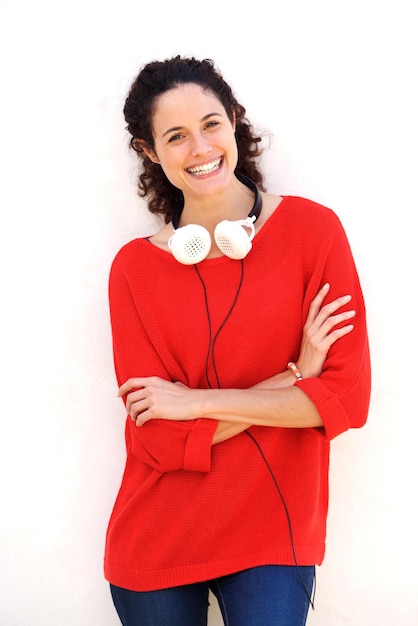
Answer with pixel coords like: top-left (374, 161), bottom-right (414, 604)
top-left (1, 0), bottom-right (417, 624)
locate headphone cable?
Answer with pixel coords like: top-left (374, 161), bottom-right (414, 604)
top-left (245, 430), bottom-right (316, 610)
top-left (194, 260), bottom-right (315, 610)
top-left (193, 260), bottom-right (244, 389)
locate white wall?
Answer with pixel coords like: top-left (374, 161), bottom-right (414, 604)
top-left (1, 0), bottom-right (416, 624)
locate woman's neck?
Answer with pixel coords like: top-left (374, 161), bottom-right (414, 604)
top-left (180, 182), bottom-right (256, 234)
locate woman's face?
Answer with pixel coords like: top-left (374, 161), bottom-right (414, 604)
top-left (145, 83), bottom-right (238, 202)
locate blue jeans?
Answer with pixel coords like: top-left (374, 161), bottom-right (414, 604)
top-left (110, 565), bottom-right (315, 626)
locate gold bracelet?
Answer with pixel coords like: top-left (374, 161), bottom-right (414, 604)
top-left (287, 362), bottom-right (303, 381)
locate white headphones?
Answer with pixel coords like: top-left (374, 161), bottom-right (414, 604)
top-left (168, 175), bottom-right (262, 265)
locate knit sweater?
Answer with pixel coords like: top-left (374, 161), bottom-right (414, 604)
top-left (104, 196), bottom-right (371, 592)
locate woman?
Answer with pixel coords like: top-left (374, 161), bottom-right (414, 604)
top-left (105, 56), bottom-right (371, 626)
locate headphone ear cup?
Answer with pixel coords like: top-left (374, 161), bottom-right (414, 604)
top-left (168, 224), bottom-right (211, 265)
top-left (214, 220), bottom-right (254, 259)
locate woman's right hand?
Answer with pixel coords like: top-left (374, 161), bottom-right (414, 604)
top-left (296, 283), bottom-right (355, 379)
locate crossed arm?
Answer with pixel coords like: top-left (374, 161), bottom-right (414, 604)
top-left (117, 283), bottom-right (355, 444)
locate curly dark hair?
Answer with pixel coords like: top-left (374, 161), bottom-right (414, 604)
top-left (123, 56), bottom-right (266, 223)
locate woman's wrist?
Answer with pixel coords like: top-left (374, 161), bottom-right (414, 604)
top-left (287, 362), bottom-right (303, 383)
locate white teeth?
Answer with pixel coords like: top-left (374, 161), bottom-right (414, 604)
top-left (188, 158), bottom-right (222, 175)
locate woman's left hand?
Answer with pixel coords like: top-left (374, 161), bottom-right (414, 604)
top-left (118, 377), bottom-right (198, 426)
top-left (296, 283), bottom-right (355, 378)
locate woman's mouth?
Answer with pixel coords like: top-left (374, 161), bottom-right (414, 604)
top-left (186, 157), bottom-right (222, 176)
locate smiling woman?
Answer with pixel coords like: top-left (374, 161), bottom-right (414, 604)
top-left (104, 55), bottom-right (371, 626)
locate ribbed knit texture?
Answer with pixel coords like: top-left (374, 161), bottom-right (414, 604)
top-left (104, 197), bottom-right (371, 591)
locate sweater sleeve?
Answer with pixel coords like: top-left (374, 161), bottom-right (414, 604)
top-left (109, 250), bottom-right (218, 473)
top-left (295, 209), bottom-right (371, 440)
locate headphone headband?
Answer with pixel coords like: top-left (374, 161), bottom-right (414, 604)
top-left (171, 174), bottom-right (262, 229)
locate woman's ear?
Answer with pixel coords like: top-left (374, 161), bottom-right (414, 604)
top-left (136, 139), bottom-right (160, 163)
top-left (231, 109), bottom-right (236, 132)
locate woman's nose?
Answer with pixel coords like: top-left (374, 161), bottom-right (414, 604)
top-left (190, 133), bottom-right (212, 156)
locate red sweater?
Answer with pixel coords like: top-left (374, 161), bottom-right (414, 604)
top-left (104, 197), bottom-right (371, 591)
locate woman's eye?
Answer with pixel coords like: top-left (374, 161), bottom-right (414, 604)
top-left (168, 133), bottom-right (183, 143)
top-left (205, 120), bottom-right (219, 129)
